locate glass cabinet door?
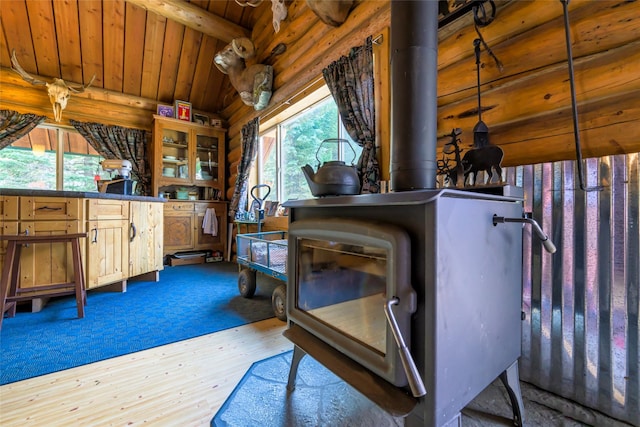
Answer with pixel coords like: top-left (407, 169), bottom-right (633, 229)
top-left (161, 128), bottom-right (189, 181)
top-left (195, 134), bottom-right (219, 183)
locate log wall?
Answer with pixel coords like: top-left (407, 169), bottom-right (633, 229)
top-left (223, 0), bottom-right (640, 199)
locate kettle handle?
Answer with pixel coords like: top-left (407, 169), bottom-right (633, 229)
top-left (315, 138), bottom-right (357, 166)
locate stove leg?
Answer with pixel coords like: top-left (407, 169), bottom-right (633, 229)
top-left (499, 361), bottom-right (525, 427)
top-left (286, 345), bottom-right (307, 392)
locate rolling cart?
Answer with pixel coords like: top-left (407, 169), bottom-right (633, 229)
top-left (236, 185), bottom-right (288, 321)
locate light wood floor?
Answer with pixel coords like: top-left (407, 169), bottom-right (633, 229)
top-left (0, 318), bottom-right (291, 426)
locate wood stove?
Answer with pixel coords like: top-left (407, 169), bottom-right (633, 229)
top-left (285, 188), bottom-right (528, 426)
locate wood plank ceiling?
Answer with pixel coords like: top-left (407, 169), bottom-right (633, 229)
top-left (0, 0), bottom-right (261, 115)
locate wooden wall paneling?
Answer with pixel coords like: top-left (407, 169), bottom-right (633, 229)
top-left (189, 34), bottom-right (220, 109)
top-left (496, 89), bottom-right (640, 166)
top-left (253, 1), bottom-right (317, 65)
top-left (26, 0), bottom-right (59, 79)
top-left (140, 12), bottom-right (167, 100)
top-left (206, 39), bottom-right (230, 113)
top-left (102, 0), bottom-right (126, 92)
top-left (437, 40), bottom-right (640, 155)
top-left (122, 2), bottom-right (147, 96)
top-left (156, 19), bottom-right (185, 102)
top-left (173, 28), bottom-right (203, 103)
top-left (51, 0), bottom-right (83, 84)
top-left (1, 0), bottom-right (36, 70)
top-left (0, 70), bottom-right (157, 130)
top-left (437, 0), bottom-right (638, 106)
top-left (0, 19), bottom-right (10, 66)
top-left (78, 0), bottom-right (104, 87)
top-left (200, 0), bottom-right (240, 113)
top-left (373, 27), bottom-right (390, 180)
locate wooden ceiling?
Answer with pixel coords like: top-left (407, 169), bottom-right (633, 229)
top-left (0, 0), bottom-right (263, 115)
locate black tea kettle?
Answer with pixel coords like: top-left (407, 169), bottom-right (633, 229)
top-left (301, 138), bottom-right (361, 197)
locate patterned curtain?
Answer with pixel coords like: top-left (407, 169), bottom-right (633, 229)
top-left (229, 117), bottom-right (259, 219)
top-left (322, 36), bottom-right (380, 193)
top-left (70, 120), bottom-right (151, 196)
top-left (0, 110), bottom-right (47, 150)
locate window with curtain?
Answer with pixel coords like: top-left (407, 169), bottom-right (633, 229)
top-left (0, 125), bottom-right (105, 191)
top-left (252, 86), bottom-right (362, 204)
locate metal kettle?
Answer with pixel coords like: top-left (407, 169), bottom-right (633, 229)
top-left (301, 138), bottom-right (361, 197)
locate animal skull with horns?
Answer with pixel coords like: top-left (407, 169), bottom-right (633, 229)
top-left (10, 49), bottom-right (96, 122)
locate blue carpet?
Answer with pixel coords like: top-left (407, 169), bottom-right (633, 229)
top-left (1, 262), bottom-right (276, 385)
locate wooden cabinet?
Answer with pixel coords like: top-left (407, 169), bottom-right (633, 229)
top-left (151, 115), bottom-right (226, 200)
top-left (151, 116), bottom-right (228, 259)
top-left (163, 201), bottom-right (228, 258)
top-left (0, 196), bottom-right (83, 290)
top-left (0, 193), bottom-right (164, 296)
top-left (85, 199), bottom-right (129, 289)
top-left (129, 201), bottom-right (164, 277)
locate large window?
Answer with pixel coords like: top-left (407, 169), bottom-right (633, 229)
top-left (254, 89), bottom-right (362, 203)
top-left (0, 125), bottom-right (105, 191)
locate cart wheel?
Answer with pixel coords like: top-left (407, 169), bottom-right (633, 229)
top-left (238, 269), bottom-right (257, 298)
top-left (272, 284), bottom-right (287, 322)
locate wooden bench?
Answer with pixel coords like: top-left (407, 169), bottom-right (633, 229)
top-left (0, 233), bottom-right (87, 330)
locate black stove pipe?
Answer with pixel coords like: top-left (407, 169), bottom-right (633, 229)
top-left (390, 0), bottom-right (439, 191)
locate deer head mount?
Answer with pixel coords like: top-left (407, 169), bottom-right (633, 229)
top-left (214, 38), bottom-right (273, 111)
top-left (10, 49), bottom-right (96, 122)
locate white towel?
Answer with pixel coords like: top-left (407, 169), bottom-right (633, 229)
top-left (202, 208), bottom-right (218, 236)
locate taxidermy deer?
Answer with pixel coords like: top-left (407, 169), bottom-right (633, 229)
top-left (10, 49), bottom-right (95, 122)
top-left (214, 38), bottom-right (273, 111)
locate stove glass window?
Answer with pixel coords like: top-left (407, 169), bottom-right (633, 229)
top-left (296, 238), bottom-right (388, 354)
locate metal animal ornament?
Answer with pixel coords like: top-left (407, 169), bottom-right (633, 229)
top-left (10, 49), bottom-right (96, 122)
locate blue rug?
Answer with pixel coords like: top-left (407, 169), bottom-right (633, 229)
top-left (0, 262), bottom-right (276, 385)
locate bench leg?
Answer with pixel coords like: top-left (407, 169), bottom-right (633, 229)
top-left (71, 238), bottom-right (85, 318)
top-left (1, 241), bottom-right (19, 330)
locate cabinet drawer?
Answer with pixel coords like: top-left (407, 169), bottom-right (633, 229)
top-left (1, 196), bottom-right (19, 220)
top-left (193, 201), bottom-right (224, 213)
top-left (20, 197), bottom-right (81, 221)
top-left (164, 201), bottom-right (194, 212)
top-left (87, 199), bottom-right (129, 220)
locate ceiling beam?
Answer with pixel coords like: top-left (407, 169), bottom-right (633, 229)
top-left (125, 0), bottom-right (251, 43)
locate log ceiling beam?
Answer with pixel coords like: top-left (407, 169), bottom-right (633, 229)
top-left (124, 0), bottom-right (251, 43)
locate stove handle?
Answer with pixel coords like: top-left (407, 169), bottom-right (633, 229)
top-left (384, 298), bottom-right (427, 397)
top-left (493, 214), bottom-right (557, 253)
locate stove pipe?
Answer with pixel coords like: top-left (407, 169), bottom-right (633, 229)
top-left (390, 0), bottom-right (439, 191)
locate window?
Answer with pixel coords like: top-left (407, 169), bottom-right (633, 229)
top-left (253, 87), bottom-right (362, 203)
top-left (0, 125), bottom-right (104, 191)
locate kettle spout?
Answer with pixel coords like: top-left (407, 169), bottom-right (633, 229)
top-left (301, 164), bottom-right (320, 196)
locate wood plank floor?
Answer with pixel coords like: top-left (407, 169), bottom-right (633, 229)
top-left (0, 318), bottom-right (291, 426)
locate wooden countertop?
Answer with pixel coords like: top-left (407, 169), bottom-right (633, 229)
top-left (0, 188), bottom-right (165, 202)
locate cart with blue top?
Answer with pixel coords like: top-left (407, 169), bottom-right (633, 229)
top-left (235, 184), bottom-right (288, 321)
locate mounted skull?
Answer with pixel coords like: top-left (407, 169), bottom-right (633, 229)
top-left (214, 38), bottom-right (273, 111)
top-left (11, 49), bottom-right (95, 122)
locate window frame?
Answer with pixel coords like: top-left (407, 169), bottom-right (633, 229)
top-left (252, 87), bottom-right (358, 203)
top-left (0, 124), bottom-right (104, 192)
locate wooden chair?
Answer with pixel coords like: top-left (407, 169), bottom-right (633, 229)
top-left (0, 233), bottom-right (87, 330)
